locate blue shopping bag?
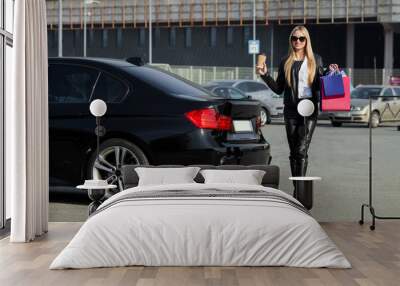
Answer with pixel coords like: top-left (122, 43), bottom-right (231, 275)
top-left (320, 71), bottom-right (345, 98)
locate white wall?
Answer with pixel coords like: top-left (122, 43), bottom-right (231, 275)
top-left (5, 0), bottom-right (13, 33)
top-left (4, 0), bottom-right (14, 220)
top-left (5, 44), bottom-right (12, 220)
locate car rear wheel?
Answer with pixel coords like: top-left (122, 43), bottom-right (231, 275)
top-left (260, 108), bottom-right (271, 125)
top-left (331, 121), bottom-right (342, 127)
top-left (369, 111), bottom-right (380, 128)
top-left (88, 139), bottom-right (149, 196)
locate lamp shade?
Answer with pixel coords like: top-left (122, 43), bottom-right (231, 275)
top-left (89, 99), bottom-right (107, 117)
top-left (297, 99), bottom-right (315, 117)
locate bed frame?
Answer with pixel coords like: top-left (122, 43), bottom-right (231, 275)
top-left (120, 164), bottom-right (280, 190)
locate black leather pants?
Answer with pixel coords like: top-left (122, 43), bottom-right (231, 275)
top-left (285, 117), bottom-right (317, 179)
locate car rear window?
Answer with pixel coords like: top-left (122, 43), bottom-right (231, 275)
top-left (125, 66), bottom-right (222, 100)
top-left (49, 64), bottom-right (99, 103)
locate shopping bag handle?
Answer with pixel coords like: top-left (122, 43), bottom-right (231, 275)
top-left (327, 69), bottom-right (347, 77)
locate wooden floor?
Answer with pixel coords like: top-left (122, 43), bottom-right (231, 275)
top-left (1, 221), bottom-right (399, 286)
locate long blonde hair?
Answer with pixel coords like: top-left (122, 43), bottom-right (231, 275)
top-left (284, 26), bottom-right (316, 87)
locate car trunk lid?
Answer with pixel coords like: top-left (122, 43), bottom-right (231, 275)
top-left (181, 99), bottom-right (261, 143)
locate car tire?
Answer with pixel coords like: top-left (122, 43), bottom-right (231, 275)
top-left (369, 111), bottom-right (380, 128)
top-left (260, 108), bottom-right (271, 125)
top-left (331, 121), bottom-right (342, 127)
top-left (87, 138), bottom-right (149, 196)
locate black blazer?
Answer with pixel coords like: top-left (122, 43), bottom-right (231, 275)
top-left (261, 54), bottom-right (326, 118)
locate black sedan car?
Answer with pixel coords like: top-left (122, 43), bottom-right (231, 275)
top-left (49, 57), bottom-right (271, 193)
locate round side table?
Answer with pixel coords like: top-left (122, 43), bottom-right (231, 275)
top-left (288, 177), bottom-right (322, 210)
top-left (77, 184), bottom-right (117, 216)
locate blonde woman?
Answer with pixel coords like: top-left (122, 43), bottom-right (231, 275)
top-left (256, 26), bottom-right (339, 190)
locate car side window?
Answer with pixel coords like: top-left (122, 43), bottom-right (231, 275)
top-left (246, 83), bottom-right (259, 92)
top-left (213, 87), bottom-right (229, 98)
top-left (48, 64), bottom-right (99, 103)
top-left (236, 82), bottom-right (249, 93)
top-left (243, 82), bottom-right (268, 93)
top-left (381, 88), bottom-right (393, 101)
top-left (228, 88), bottom-right (245, 99)
top-left (392, 88), bottom-right (400, 97)
top-left (253, 82), bottom-right (269, 92)
top-left (92, 72), bottom-right (129, 103)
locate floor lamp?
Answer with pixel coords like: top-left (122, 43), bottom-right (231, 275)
top-left (77, 99), bottom-right (112, 215)
top-left (289, 99), bottom-right (319, 210)
top-left (89, 99), bottom-right (107, 165)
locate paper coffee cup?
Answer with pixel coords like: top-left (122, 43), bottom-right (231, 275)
top-left (257, 53), bottom-right (266, 67)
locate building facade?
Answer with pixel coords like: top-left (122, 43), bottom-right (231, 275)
top-left (46, 0), bottom-right (400, 82)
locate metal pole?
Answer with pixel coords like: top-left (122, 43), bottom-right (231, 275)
top-left (253, 0), bottom-right (256, 80)
top-left (96, 117), bottom-right (100, 161)
top-left (270, 23), bottom-right (274, 73)
top-left (149, 0), bottom-right (152, 64)
top-left (83, 1), bottom-right (87, 57)
top-left (369, 96), bottom-right (372, 206)
top-left (58, 0), bottom-right (63, 57)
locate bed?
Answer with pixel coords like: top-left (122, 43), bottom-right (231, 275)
top-left (50, 165), bottom-right (351, 269)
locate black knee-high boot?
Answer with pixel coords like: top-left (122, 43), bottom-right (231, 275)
top-left (296, 158), bottom-right (308, 177)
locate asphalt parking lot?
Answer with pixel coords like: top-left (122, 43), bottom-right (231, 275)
top-left (49, 120), bottom-right (400, 222)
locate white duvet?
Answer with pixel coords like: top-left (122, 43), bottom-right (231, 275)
top-left (50, 183), bottom-right (351, 269)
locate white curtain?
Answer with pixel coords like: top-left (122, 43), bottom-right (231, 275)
top-left (7, 0), bottom-right (49, 242)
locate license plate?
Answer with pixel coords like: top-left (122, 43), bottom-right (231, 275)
top-left (335, 112), bottom-right (351, 117)
top-left (233, 120), bottom-right (254, 133)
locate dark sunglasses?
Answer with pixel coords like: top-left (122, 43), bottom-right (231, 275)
top-left (291, 36), bottom-right (306, 42)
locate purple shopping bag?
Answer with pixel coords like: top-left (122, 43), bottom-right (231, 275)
top-left (320, 71), bottom-right (345, 98)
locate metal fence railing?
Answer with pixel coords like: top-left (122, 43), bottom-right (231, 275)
top-left (159, 65), bottom-right (400, 87)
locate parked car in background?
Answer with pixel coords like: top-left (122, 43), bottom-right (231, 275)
top-left (202, 85), bottom-right (250, 100)
top-left (205, 80), bottom-right (284, 125)
top-left (329, 85), bottom-right (400, 128)
top-left (202, 85), bottom-right (276, 126)
top-left (48, 58), bottom-right (271, 195)
top-left (389, 74), bottom-right (400, 86)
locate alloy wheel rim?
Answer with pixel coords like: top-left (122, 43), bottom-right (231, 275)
top-left (260, 110), bottom-right (267, 125)
top-left (92, 146), bottom-right (140, 192)
top-left (372, 114), bottom-right (380, 127)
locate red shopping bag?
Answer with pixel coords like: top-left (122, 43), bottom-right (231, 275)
top-left (320, 75), bottom-right (351, 111)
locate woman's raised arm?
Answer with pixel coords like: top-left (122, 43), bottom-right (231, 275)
top-left (259, 60), bottom-right (285, 95)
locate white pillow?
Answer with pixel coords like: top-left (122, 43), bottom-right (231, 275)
top-left (135, 167), bottom-right (201, 186)
top-left (200, 169), bottom-right (266, 185)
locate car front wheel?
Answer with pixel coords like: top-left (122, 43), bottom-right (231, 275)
top-left (260, 108), bottom-right (271, 125)
top-left (369, 111), bottom-right (380, 128)
top-left (87, 138), bottom-right (149, 196)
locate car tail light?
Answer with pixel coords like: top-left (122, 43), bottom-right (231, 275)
top-left (185, 108), bottom-right (232, 131)
top-left (256, 116), bottom-right (261, 129)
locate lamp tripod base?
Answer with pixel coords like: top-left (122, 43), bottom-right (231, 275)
top-left (359, 203), bottom-right (400, 231)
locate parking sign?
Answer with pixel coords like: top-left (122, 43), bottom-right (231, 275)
top-left (248, 40), bottom-right (260, 54)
